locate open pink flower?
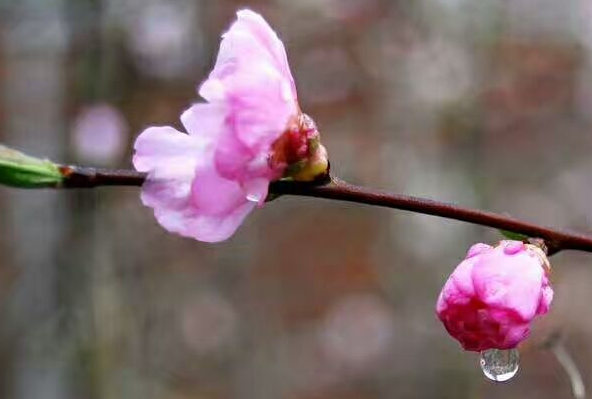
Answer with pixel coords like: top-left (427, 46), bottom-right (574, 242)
top-left (133, 10), bottom-right (328, 242)
top-left (436, 240), bottom-right (553, 352)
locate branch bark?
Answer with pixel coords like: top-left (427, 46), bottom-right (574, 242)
top-left (51, 165), bottom-right (592, 255)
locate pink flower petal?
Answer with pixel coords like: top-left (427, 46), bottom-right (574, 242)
top-left (212, 128), bottom-right (253, 179)
top-left (451, 256), bottom-right (477, 297)
top-left (473, 246), bottom-right (544, 321)
top-left (537, 278), bottom-right (554, 315)
top-left (181, 201), bottom-right (255, 242)
top-left (235, 10), bottom-right (295, 89)
top-left (133, 126), bottom-right (204, 179)
top-left (181, 103), bottom-right (227, 138)
top-left (203, 9), bottom-right (296, 102)
top-left (191, 164), bottom-right (247, 216)
top-left (200, 9), bottom-right (298, 150)
top-left (466, 243), bottom-right (492, 259)
top-left (140, 162), bottom-right (255, 242)
top-left (134, 125), bottom-right (254, 242)
top-left (150, 188), bottom-right (255, 243)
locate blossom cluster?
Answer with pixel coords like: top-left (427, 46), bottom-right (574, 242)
top-left (132, 10), bottom-right (553, 353)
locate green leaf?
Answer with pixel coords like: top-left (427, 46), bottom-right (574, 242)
top-left (0, 144), bottom-right (63, 188)
top-left (499, 229), bottom-right (528, 241)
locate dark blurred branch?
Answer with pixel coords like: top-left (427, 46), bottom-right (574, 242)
top-left (52, 165), bottom-right (592, 255)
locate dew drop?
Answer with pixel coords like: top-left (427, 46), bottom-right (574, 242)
top-left (246, 193), bottom-right (261, 203)
top-left (479, 349), bottom-right (520, 382)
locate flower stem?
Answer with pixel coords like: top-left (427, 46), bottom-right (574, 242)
top-left (30, 165), bottom-right (592, 255)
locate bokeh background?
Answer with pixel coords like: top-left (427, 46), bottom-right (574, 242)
top-left (1, 0), bottom-right (592, 398)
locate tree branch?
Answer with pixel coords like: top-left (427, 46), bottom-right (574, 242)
top-left (51, 165), bottom-right (592, 255)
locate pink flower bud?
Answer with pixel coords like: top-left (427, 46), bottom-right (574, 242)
top-left (436, 240), bottom-right (553, 352)
top-left (132, 10), bottom-right (329, 242)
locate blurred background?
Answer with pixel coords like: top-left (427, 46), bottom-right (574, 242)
top-left (1, 0), bottom-right (592, 398)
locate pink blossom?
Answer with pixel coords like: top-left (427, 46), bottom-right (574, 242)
top-left (436, 240), bottom-right (553, 352)
top-left (133, 10), bottom-right (328, 242)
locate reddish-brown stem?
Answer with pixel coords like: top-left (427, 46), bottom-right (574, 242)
top-left (59, 166), bottom-right (146, 187)
top-left (57, 165), bottom-right (592, 255)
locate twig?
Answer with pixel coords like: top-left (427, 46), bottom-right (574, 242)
top-left (552, 343), bottom-right (586, 399)
top-left (51, 165), bottom-right (592, 255)
top-left (543, 334), bottom-right (586, 399)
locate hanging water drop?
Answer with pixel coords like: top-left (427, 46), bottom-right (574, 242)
top-left (479, 348), bottom-right (520, 382)
top-left (246, 193), bottom-right (261, 203)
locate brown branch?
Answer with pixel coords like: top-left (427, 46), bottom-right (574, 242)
top-left (59, 166), bottom-right (146, 187)
top-left (57, 165), bottom-right (592, 255)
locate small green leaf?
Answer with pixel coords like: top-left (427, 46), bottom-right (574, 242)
top-left (499, 229), bottom-right (528, 241)
top-left (0, 144), bottom-right (63, 188)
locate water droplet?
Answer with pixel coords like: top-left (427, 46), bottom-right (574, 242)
top-left (480, 349), bottom-right (520, 382)
top-left (246, 193), bottom-right (261, 203)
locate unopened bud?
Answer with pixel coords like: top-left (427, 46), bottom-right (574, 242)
top-left (0, 144), bottom-right (62, 188)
